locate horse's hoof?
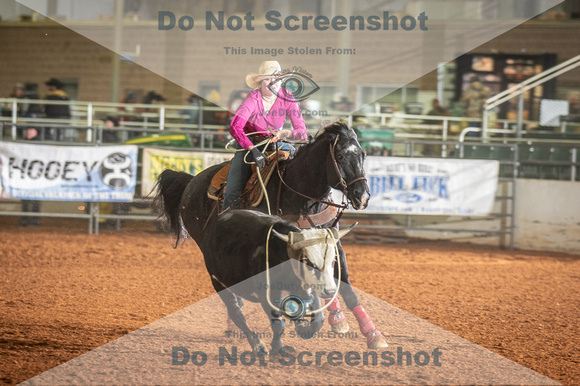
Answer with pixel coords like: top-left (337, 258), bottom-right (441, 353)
top-left (366, 329), bottom-right (388, 349)
top-left (253, 341), bottom-right (268, 357)
top-left (331, 318), bottom-right (350, 334)
top-left (268, 347), bottom-right (284, 361)
top-left (329, 309), bottom-right (349, 334)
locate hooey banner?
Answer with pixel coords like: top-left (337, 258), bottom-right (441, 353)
top-left (0, 142), bottom-right (137, 202)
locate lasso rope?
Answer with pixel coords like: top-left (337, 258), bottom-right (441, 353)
top-left (264, 224), bottom-right (341, 317)
top-left (225, 133), bottom-right (274, 215)
top-left (223, 133), bottom-right (342, 318)
top-left (224, 133), bottom-right (307, 216)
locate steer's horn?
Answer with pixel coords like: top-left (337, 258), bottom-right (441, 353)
top-left (337, 222), bottom-right (358, 239)
top-left (271, 229), bottom-right (289, 243)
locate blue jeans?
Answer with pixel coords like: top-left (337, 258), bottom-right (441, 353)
top-left (222, 142), bottom-right (294, 211)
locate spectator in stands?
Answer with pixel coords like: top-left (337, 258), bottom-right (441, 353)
top-left (228, 90), bottom-right (248, 115)
top-left (142, 90), bottom-right (165, 108)
top-left (206, 89), bottom-right (229, 126)
top-left (123, 91), bottom-right (138, 105)
top-left (20, 127), bottom-right (41, 226)
top-left (181, 94), bottom-right (201, 127)
top-left (3, 83), bottom-right (26, 116)
top-left (461, 78), bottom-right (490, 137)
top-left (22, 83), bottom-right (43, 118)
top-left (461, 78), bottom-right (490, 120)
top-left (3, 83), bottom-right (25, 131)
top-left (44, 78), bottom-right (71, 119)
top-left (10, 82), bottom-right (25, 97)
top-left (428, 98), bottom-right (450, 117)
top-left (424, 98), bottom-right (451, 124)
top-left (118, 91), bottom-right (138, 116)
top-left (102, 116), bottom-right (120, 143)
top-left (330, 93), bottom-right (353, 112)
top-left (387, 104), bottom-right (405, 127)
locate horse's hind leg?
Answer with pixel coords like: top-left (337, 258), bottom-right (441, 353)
top-left (333, 242), bottom-right (388, 349)
top-left (212, 279), bottom-right (267, 356)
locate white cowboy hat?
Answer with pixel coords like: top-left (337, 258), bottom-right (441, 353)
top-left (245, 61), bottom-right (289, 89)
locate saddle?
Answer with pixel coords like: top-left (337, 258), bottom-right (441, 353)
top-left (208, 150), bottom-right (290, 208)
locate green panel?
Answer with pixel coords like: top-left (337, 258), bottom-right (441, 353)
top-left (125, 134), bottom-right (192, 147)
top-left (355, 128), bottom-right (394, 150)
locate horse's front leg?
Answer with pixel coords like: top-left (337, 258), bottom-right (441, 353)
top-left (326, 241), bottom-right (388, 349)
top-left (294, 292), bottom-right (325, 338)
top-left (261, 300), bottom-right (285, 356)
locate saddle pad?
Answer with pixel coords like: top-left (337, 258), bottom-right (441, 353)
top-left (207, 150), bottom-right (290, 208)
top-left (207, 164), bottom-right (231, 200)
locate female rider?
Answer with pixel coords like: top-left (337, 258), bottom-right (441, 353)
top-left (223, 61), bottom-right (308, 211)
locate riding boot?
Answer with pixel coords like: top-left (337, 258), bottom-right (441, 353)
top-left (223, 149), bottom-right (252, 211)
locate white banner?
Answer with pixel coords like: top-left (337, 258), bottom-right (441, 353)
top-left (0, 142), bottom-right (138, 202)
top-left (141, 148), bottom-right (232, 196)
top-left (360, 157), bottom-right (499, 216)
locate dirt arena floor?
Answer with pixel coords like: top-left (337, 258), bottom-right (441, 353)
top-left (0, 217), bottom-right (579, 385)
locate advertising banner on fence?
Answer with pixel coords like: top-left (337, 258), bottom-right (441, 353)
top-left (363, 156), bottom-right (499, 216)
top-left (0, 142), bottom-right (137, 202)
top-left (141, 148), bottom-right (232, 196)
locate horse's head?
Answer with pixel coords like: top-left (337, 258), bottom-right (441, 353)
top-left (324, 122), bottom-right (370, 210)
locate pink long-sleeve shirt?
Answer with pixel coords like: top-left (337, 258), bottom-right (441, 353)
top-left (229, 88), bottom-right (308, 150)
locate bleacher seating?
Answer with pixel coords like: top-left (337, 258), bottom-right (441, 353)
top-left (355, 127), bottom-right (394, 156)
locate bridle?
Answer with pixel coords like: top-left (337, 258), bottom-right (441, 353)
top-left (328, 135), bottom-right (367, 198)
top-left (276, 134), bottom-right (367, 211)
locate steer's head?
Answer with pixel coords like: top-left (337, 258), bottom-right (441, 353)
top-left (272, 224), bottom-right (356, 297)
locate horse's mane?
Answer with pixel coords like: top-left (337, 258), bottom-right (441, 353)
top-left (293, 121), bottom-right (353, 159)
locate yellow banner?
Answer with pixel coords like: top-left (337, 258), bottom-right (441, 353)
top-left (141, 148), bottom-right (231, 196)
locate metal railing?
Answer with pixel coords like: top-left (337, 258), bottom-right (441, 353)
top-left (2, 104), bottom-right (579, 243)
top-left (1, 125), bottom-right (521, 246)
top-left (0, 98), bottom-right (330, 141)
top-left (482, 54), bottom-right (580, 138)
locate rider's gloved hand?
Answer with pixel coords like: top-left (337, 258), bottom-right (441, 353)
top-left (271, 130), bottom-right (291, 143)
top-left (250, 147), bottom-right (266, 169)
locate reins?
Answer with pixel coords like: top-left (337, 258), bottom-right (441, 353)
top-left (274, 134), bottom-right (367, 218)
top-left (223, 130), bottom-right (367, 226)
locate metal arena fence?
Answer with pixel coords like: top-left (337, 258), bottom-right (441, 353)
top-left (1, 101), bottom-right (579, 247)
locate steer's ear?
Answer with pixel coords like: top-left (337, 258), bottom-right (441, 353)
top-left (336, 222), bottom-right (357, 239)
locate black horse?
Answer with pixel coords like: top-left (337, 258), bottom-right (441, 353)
top-left (156, 121), bottom-right (387, 349)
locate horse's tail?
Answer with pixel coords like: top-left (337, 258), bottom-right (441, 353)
top-left (154, 169), bottom-right (194, 247)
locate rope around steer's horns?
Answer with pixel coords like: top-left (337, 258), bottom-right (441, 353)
top-left (264, 225), bottom-right (341, 318)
